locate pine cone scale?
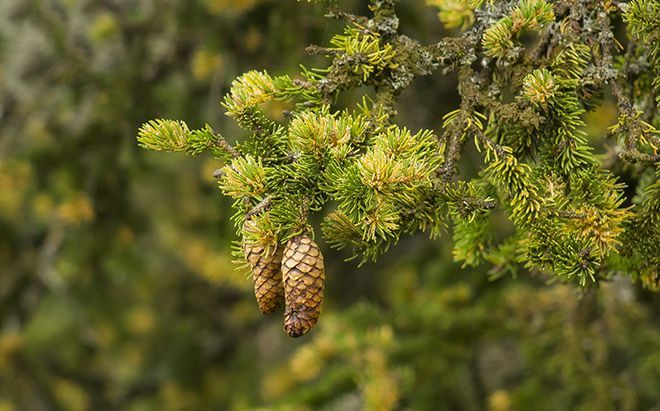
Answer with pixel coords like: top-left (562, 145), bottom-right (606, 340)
top-left (244, 242), bottom-right (284, 314)
top-left (282, 234), bottom-right (325, 337)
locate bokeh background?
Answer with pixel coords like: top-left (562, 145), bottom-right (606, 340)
top-left (1, 0), bottom-right (659, 410)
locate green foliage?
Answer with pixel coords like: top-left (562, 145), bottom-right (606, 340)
top-left (266, 268), bottom-right (660, 410)
top-left (425, 0), bottom-right (484, 30)
top-left (140, 0), bottom-right (659, 288)
top-left (482, 0), bottom-right (554, 58)
top-left (327, 26), bottom-right (398, 81)
top-left (220, 155), bottom-right (268, 200)
top-left (3, 0), bottom-right (660, 409)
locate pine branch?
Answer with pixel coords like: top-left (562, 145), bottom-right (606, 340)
top-left (137, 0), bottom-right (660, 294)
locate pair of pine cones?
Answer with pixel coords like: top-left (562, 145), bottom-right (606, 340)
top-left (243, 232), bottom-right (325, 337)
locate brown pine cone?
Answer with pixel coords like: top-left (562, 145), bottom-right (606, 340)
top-left (282, 234), bottom-right (325, 337)
top-left (244, 242), bottom-right (284, 314)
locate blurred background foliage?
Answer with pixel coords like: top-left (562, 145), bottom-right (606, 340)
top-left (0, 0), bottom-right (658, 410)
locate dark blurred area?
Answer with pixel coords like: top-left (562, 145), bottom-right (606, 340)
top-left (1, 1), bottom-right (659, 410)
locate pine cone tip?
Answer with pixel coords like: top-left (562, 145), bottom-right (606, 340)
top-left (284, 307), bottom-right (318, 337)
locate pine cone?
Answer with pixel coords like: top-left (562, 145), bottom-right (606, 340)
top-left (282, 234), bottom-right (325, 337)
top-left (244, 242), bottom-right (284, 314)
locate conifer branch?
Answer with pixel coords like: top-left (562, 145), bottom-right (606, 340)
top-left (138, 0), bottom-right (660, 293)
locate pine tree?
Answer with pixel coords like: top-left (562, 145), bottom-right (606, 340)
top-left (138, 0), bottom-right (659, 336)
